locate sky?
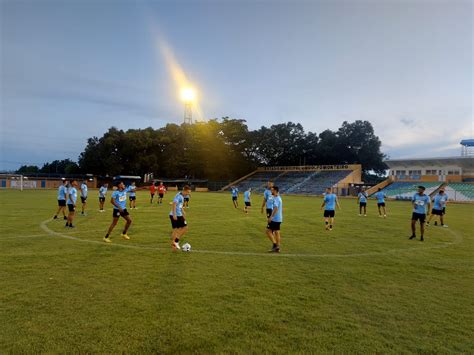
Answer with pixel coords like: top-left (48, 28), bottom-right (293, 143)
top-left (0, 0), bottom-right (472, 171)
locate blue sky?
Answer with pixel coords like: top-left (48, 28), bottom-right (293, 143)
top-left (1, 0), bottom-right (472, 171)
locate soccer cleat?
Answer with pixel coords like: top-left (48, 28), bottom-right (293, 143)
top-left (364, 214), bottom-right (367, 217)
top-left (53, 215), bottom-right (58, 219)
top-left (384, 215), bottom-right (387, 218)
top-left (103, 237), bottom-right (112, 243)
top-left (329, 227), bottom-right (333, 231)
top-left (63, 216), bottom-right (68, 220)
top-left (442, 225), bottom-right (449, 228)
top-left (172, 241), bottom-right (181, 250)
top-left (121, 234), bottom-right (130, 240)
top-left (434, 221), bottom-right (438, 226)
top-left (420, 236), bottom-right (424, 242)
top-left (358, 214), bottom-right (362, 217)
top-left (409, 235), bottom-right (416, 240)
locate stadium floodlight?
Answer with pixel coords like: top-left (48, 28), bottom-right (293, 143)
top-left (181, 87), bottom-right (195, 124)
top-left (181, 87), bottom-right (195, 102)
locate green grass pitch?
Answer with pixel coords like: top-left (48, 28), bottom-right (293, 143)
top-left (1, 189), bottom-right (473, 353)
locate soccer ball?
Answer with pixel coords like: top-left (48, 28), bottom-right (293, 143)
top-left (181, 243), bottom-right (191, 252)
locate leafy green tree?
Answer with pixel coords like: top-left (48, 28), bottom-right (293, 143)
top-left (16, 165), bottom-right (40, 174)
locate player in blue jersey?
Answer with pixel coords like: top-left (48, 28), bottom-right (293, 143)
top-left (183, 191), bottom-right (191, 208)
top-left (128, 182), bottom-right (137, 209)
top-left (321, 187), bottom-right (341, 231)
top-left (66, 180), bottom-right (78, 228)
top-left (426, 189), bottom-right (448, 228)
top-left (169, 185), bottom-right (192, 250)
top-left (80, 180), bottom-right (88, 215)
top-left (53, 180), bottom-right (68, 220)
top-left (231, 186), bottom-right (239, 208)
top-left (357, 188), bottom-right (368, 216)
top-left (375, 188), bottom-right (387, 217)
top-left (266, 186), bottom-right (283, 253)
top-left (243, 188), bottom-right (252, 214)
top-left (261, 181), bottom-right (274, 218)
top-left (103, 181), bottom-right (133, 243)
top-left (98, 183), bottom-right (108, 212)
top-left (410, 186), bottom-right (431, 241)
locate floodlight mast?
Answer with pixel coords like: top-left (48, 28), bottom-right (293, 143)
top-left (181, 88), bottom-right (195, 124)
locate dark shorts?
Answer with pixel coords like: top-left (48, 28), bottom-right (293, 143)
top-left (245, 202), bottom-right (251, 207)
top-left (184, 197), bottom-right (190, 202)
top-left (129, 196), bottom-right (136, 201)
top-left (113, 209), bottom-right (129, 218)
top-left (377, 202), bottom-right (385, 207)
top-left (58, 199), bottom-right (66, 207)
top-left (99, 197), bottom-right (106, 202)
top-left (324, 210), bottom-right (335, 218)
top-left (360, 202), bottom-right (367, 207)
top-left (170, 215), bottom-right (187, 229)
top-left (267, 221), bottom-right (281, 231)
top-left (412, 212), bottom-right (426, 223)
top-left (150, 193), bottom-right (155, 197)
top-left (67, 204), bottom-right (75, 212)
top-left (81, 196), bottom-right (87, 203)
top-left (266, 208), bottom-right (272, 218)
top-left (232, 196), bottom-right (237, 201)
top-left (159, 193), bottom-right (164, 198)
top-left (431, 208), bottom-right (443, 216)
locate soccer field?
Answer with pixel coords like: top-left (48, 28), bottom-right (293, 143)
top-left (1, 189), bottom-right (473, 353)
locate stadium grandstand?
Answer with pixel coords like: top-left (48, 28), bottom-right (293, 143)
top-left (367, 141), bottom-right (474, 202)
top-left (222, 165), bottom-right (362, 196)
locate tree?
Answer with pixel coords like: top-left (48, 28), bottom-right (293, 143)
top-left (16, 165), bottom-right (39, 174)
top-left (40, 159), bottom-right (80, 174)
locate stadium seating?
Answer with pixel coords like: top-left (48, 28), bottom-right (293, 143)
top-left (374, 182), bottom-right (442, 200)
top-left (290, 170), bottom-right (352, 195)
top-left (234, 171), bottom-right (282, 193)
top-left (232, 170), bottom-right (352, 195)
top-left (444, 183), bottom-right (474, 201)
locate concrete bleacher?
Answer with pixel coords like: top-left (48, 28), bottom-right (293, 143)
top-left (233, 169), bottom-right (352, 195)
top-left (444, 183), bottom-right (474, 201)
top-left (289, 170), bottom-right (352, 195)
top-left (234, 171), bottom-right (282, 193)
top-left (376, 182), bottom-right (442, 200)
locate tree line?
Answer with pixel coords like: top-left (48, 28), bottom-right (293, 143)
top-left (17, 118), bottom-right (387, 181)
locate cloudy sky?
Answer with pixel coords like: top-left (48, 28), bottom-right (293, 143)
top-left (1, 0), bottom-right (472, 171)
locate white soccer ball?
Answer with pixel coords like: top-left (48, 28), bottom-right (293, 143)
top-left (181, 243), bottom-right (191, 252)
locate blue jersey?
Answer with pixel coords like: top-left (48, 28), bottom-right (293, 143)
top-left (375, 191), bottom-right (386, 203)
top-left (169, 192), bottom-right (185, 217)
top-left (433, 194), bottom-right (447, 210)
top-left (128, 185), bottom-right (136, 197)
top-left (412, 193), bottom-right (430, 214)
top-left (358, 192), bottom-right (368, 203)
top-left (80, 183), bottom-right (88, 198)
top-left (67, 187), bottom-right (77, 205)
top-left (271, 195), bottom-right (283, 222)
top-left (324, 193), bottom-right (337, 210)
top-left (264, 189), bottom-right (273, 209)
top-left (99, 186), bottom-right (107, 198)
top-left (231, 188), bottom-right (239, 197)
top-left (244, 191), bottom-right (251, 202)
top-left (111, 187), bottom-right (132, 210)
top-left (57, 185), bottom-right (67, 200)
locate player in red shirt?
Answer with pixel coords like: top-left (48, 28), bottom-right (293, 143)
top-left (150, 183), bottom-right (157, 204)
top-left (157, 182), bottom-right (167, 205)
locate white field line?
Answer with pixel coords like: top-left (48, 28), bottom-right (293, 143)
top-left (39, 218), bottom-right (463, 258)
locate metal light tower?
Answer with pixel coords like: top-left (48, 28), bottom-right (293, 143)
top-left (181, 88), bottom-right (195, 124)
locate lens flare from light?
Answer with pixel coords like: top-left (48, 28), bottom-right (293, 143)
top-left (181, 88), bottom-right (196, 102)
